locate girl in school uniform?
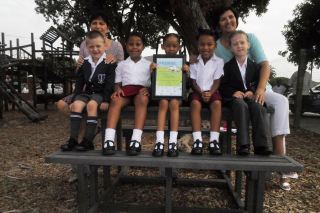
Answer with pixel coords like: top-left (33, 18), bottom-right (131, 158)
top-left (103, 32), bottom-right (151, 156)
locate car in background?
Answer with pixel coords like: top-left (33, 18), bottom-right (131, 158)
top-left (288, 83), bottom-right (320, 114)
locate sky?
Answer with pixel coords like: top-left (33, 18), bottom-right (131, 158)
top-left (0, 0), bottom-right (319, 82)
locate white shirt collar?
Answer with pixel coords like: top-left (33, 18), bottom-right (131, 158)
top-left (197, 54), bottom-right (219, 65)
top-left (236, 57), bottom-right (248, 69)
top-left (85, 52), bottom-right (106, 66)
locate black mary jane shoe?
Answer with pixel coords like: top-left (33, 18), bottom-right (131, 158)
top-left (167, 142), bottom-right (179, 157)
top-left (127, 140), bottom-right (141, 156)
top-left (152, 142), bottom-right (164, 157)
top-left (75, 138), bottom-right (94, 152)
top-left (237, 144), bottom-right (250, 156)
top-left (60, 137), bottom-right (78, 151)
top-left (102, 140), bottom-right (116, 155)
top-left (191, 139), bottom-right (203, 155)
top-left (208, 140), bottom-right (222, 155)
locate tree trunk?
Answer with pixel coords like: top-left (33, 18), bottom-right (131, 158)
top-left (169, 0), bottom-right (209, 55)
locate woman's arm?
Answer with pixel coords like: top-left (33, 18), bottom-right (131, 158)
top-left (256, 61), bottom-right (270, 104)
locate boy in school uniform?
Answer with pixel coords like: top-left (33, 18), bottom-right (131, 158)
top-left (60, 30), bottom-right (116, 152)
top-left (220, 30), bottom-right (272, 156)
top-left (189, 29), bottom-right (224, 155)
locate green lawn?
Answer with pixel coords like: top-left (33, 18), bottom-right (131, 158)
top-left (156, 67), bottom-right (182, 86)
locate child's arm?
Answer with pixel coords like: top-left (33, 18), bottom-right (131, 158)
top-left (104, 64), bottom-right (117, 103)
top-left (150, 63), bottom-right (157, 72)
top-left (203, 79), bottom-right (221, 102)
top-left (182, 64), bottom-right (190, 73)
top-left (190, 79), bottom-right (202, 95)
top-left (111, 83), bottom-right (124, 99)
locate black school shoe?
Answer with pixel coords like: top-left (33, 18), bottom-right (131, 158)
top-left (237, 144), bottom-right (250, 156)
top-left (152, 142), bottom-right (164, 157)
top-left (127, 140), bottom-right (141, 156)
top-left (208, 140), bottom-right (222, 155)
top-left (102, 140), bottom-right (116, 155)
top-left (191, 140), bottom-right (203, 155)
top-left (75, 138), bottom-right (94, 151)
top-left (167, 142), bottom-right (179, 157)
top-left (61, 137), bottom-right (78, 151)
top-left (254, 146), bottom-right (272, 156)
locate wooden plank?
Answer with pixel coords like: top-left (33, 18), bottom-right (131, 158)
top-left (165, 168), bottom-right (173, 213)
top-left (77, 165), bottom-right (89, 213)
top-left (46, 151), bottom-right (303, 172)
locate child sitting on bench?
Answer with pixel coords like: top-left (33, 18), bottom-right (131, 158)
top-left (150, 33), bottom-right (189, 157)
top-left (103, 32), bottom-right (151, 156)
top-left (189, 29), bottom-right (224, 155)
top-left (220, 30), bottom-right (272, 156)
top-left (61, 30), bottom-right (116, 152)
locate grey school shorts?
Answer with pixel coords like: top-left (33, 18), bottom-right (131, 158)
top-left (74, 93), bottom-right (104, 105)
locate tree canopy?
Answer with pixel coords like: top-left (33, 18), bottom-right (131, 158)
top-left (281, 0), bottom-right (320, 67)
top-left (34, 0), bottom-right (270, 54)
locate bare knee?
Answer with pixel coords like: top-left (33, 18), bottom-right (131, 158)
top-left (135, 94), bottom-right (149, 106)
top-left (191, 100), bottom-right (201, 111)
top-left (169, 100), bottom-right (180, 112)
top-left (86, 101), bottom-right (98, 114)
top-left (99, 102), bottom-right (109, 111)
top-left (210, 100), bottom-right (221, 111)
top-left (56, 100), bottom-right (68, 112)
top-left (71, 101), bottom-right (85, 112)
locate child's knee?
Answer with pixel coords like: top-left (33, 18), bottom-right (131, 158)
top-left (100, 102), bottom-right (109, 111)
top-left (86, 101), bottom-right (98, 113)
top-left (169, 100), bottom-right (179, 111)
top-left (211, 100), bottom-right (221, 109)
top-left (136, 95), bottom-right (149, 105)
top-left (71, 101), bottom-right (84, 112)
top-left (191, 100), bottom-right (201, 109)
top-left (56, 100), bottom-right (68, 111)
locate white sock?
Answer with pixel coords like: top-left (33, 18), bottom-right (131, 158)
top-left (192, 131), bottom-right (202, 142)
top-left (169, 131), bottom-right (178, 143)
top-left (131, 129), bottom-right (143, 142)
top-left (210, 131), bottom-right (220, 142)
top-left (104, 128), bottom-right (116, 142)
top-left (156, 131), bottom-right (165, 143)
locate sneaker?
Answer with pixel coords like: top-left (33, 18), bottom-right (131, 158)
top-left (152, 142), bottom-right (164, 157)
top-left (75, 138), bottom-right (94, 151)
top-left (60, 137), bottom-right (78, 151)
top-left (208, 140), bottom-right (222, 155)
top-left (102, 140), bottom-right (115, 155)
top-left (167, 142), bottom-right (179, 157)
top-left (127, 140), bottom-right (141, 156)
top-left (191, 139), bottom-right (203, 155)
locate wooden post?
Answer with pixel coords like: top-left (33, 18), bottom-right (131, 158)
top-left (31, 33), bottom-right (37, 107)
top-left (293, 49), bottom-right (308, 128)
top-left (9, 40), bottom-right (12, 58)
top-left (1, 33), bottom-right (4, 54)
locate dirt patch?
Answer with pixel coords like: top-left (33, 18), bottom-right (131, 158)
top-left (0, 107), bottom-right (319, 212)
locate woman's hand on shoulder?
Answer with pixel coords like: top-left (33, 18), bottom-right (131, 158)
top-left (105, 54), bottom-right (117, 64)
top-left (76, 56), bottom-right (84, 69)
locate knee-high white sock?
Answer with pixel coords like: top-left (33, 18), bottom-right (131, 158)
top-left (131, 129), bottom-right (143, 142)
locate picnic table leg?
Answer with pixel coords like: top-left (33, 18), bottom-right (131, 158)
top-left (245, 171), bottom-right (266, 213)
top-left (165, 168), bottom-right (173, 213)
top-left (88, 165), bottom-right (98, 212)
top-left (77, 165), bottom-right (89, 213)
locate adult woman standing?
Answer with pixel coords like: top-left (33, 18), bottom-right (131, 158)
top-left (56, 11), bottom-right (124, 113)
top-left (214, 7), bottom-right (295, 190)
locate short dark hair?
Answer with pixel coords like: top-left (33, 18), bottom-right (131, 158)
top-left (228, 30), bottom-right (249, 45)
top-left (197, 28), bottom-right (216, 41)
top-left (89, 11), bottom-right (109, 26)
top-left (126, 31), bottom-right (146, 44)
top-left (212, 6), bottom-right (239, 29)
top-left (163, 33), bottom-right (181, 44)
top-left (85, 30), bottom-right (105, 43)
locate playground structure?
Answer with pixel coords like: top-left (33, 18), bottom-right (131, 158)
top-left (0, 27), bottom-right (80, 121)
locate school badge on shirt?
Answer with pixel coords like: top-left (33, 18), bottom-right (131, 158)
top-left (98, 74), bottom-right (106, 84)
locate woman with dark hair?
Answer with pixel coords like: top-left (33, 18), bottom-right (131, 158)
top-left (214, 7), bottom-right (296, 191)
top-left (56, 11), bottom-right (124, 114)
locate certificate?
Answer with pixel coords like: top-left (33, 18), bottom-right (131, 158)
top-left (151, 54), bottom-right (187, 100)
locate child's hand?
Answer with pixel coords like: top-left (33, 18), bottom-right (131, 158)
top-left (150, 63), bottom-right (157, 72)
top-left (104, 54), bottom-right (117, 64)
top-left (182, 64), bottom-right (190, 73)
top-left (244, 91), bottom-right (254, 99)
top-left (233, 91), bottom-right (245, 99)
top-left (139, 87), bottom-right (149, 96)
top-left (202, 91), bottom-right (212, 102)
top-left (76, 56), bottom-right (84, 69)
top-left (189, 55), bottom-right (198, 64)
top-left (111, 88), bottom-right (124, 99)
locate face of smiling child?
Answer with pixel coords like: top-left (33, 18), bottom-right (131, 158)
top-left (126, 35), bottom-right (144, 61)
top-left (198, 35), bottom-right (216, 61)
top-left (86, 37), bottom-right (105, 62)
top-left (230, 33), bottom-right (250, 58)
top-left (161, 36), bottom-right (180, 56)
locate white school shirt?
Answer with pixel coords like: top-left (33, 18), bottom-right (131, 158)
top-left (236, 57), bottom-right (248, 90)
top-left (190, 54), bottom-right (224, 91)
top-left (115, 57), bottom-right (151, 87)
top-left (84, 53), bottom-right (106, 82)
